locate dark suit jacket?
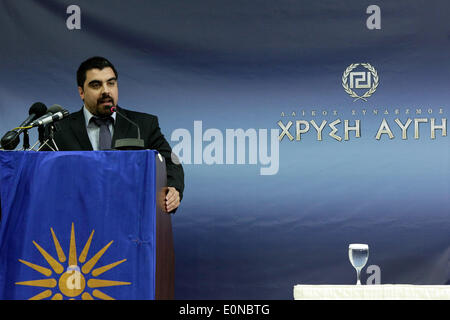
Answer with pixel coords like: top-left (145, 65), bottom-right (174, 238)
top-left (47, 106), bottom-right (184, 200)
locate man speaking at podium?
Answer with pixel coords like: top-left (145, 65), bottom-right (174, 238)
top-left (48, 56), bottom-right (184, 213)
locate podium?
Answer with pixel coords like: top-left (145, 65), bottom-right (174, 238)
top-left (0, 150), bottom-right (174, 300)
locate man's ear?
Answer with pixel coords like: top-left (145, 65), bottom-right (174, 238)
top-left (78, 86), bottom-right (84, 100)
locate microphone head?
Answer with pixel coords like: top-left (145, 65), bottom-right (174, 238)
top-left (29, 102), bottom-right (47, 118)
top-left (47, 104), bottom-right (64, 114)
top-left (0, 131), bottom-right (20, 150)
top-left (104, 105), bottom-right (116, 113)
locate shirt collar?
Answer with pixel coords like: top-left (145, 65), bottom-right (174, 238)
top-left (83, 105), bottom-right (117, 127)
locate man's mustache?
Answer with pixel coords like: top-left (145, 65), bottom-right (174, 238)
top-left (97, 96), bottom-right (114, 104)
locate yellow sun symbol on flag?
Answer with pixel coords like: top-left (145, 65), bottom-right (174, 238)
top-left (15, 223), bottom-right (131, 300)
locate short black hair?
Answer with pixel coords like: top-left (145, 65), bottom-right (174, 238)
top-left (76, 56), bottom-right (118, 88)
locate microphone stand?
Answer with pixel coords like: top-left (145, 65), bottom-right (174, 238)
top-left (28, 126), bottom-right (47, 151)
top-left (22, 129), bottom-right (30, 151)
top-left (29, 139), bottom-right (41, 151)
top-left (37, 124), bottom-right (59, 151)
top-left (109, 106), bottom-right (145, 150)
top-left (38, 126), bottom-right (45, 144)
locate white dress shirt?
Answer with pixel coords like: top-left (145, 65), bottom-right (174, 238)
top-left (83, 106), bottom-right (117, 151)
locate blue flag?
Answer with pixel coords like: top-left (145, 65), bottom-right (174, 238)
top-left (0, 150), bottom-right (157, 300)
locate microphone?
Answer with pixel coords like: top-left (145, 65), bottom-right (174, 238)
top-left (32, 110), bottom-right (69, 127)
top-left (0, 131), bottom-right (20, 150)
top-left (106, 105), bottom-right (145, 150)
top-left (30, 105), bottom-right (69, 127)
top-left (23, 102), bottom-right (48, 127)
top-left (30, 104), bottom-right (62, 125)
top-left (0, 102), bottom-right (47, 150)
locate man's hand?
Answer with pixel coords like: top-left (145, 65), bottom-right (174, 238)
top-left (165, 187), bottom-right (180, 213)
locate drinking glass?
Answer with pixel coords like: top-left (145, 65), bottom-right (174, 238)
top-left (348, 244), bottom-right (369, 285)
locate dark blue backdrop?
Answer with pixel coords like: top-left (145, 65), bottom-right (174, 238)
top-left (0, 0), bottom-right (449, 299)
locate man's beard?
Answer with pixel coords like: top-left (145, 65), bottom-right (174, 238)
top-left (97, 96), bottom-right (115, 114)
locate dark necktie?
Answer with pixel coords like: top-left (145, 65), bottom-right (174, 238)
top-left (91, 117), bottom-right (113, 150)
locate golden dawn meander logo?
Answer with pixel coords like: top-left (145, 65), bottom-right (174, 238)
top-left (342, 63), bottom-right (379, 102)
top-left (15, 223), bottom-right (131, 300)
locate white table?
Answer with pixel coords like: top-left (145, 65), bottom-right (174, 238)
top-left (293, 284), bottom-right (450, 300)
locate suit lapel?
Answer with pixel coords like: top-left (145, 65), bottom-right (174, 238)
top-left (69, 108), bottom-right (93, 150)
top-left (66, 107), bottom-right (133, 150)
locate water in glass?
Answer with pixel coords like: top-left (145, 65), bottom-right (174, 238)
top-left (348, 244), bottom-right (369, 285)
